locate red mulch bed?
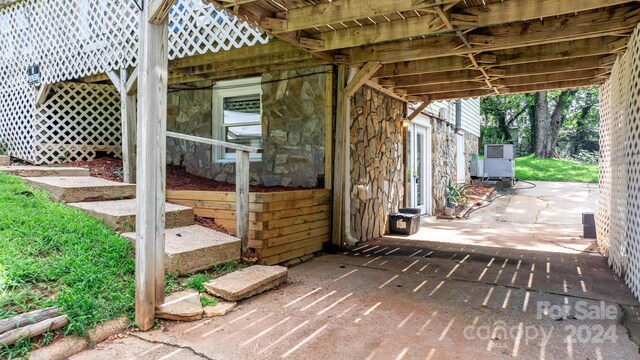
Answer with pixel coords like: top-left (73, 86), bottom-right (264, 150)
top-left (62, 157), bottom-right (309, 192)
top-left (63, 157), bottom-right (124, 183)
top-left (465, 185), bottom-right (494, 205)
top-left (195, 216), bottom-right (230, 234)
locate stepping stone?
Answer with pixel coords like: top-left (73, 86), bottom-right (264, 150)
top-left (24, 176), bottom-right (135, 203)
top-left (122, 225), bottom-right (240, 274)
top-left (156, 290), bottom-right (203, 322)
top-left (0, 165), bottom-right (90, 177)
top-left (69, 199), bottom-right (194, 233)
top-left (204, 265), bottom-right (288, 302)
top-left (204, 301), bottom-right (236, 317)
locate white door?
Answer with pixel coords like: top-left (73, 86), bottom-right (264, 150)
top-left (408, 123), bottom-right (431, 215)
top-left (456, 133), bottom-right (466, 183)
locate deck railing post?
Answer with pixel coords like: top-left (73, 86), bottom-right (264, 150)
top-left (135, 2), bottom-right (169, 331)
top-left (236, 150), bottom-right (250, 257)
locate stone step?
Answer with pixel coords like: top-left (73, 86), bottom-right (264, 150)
top-left (24, 176), bottom-right (135, 203)
top-left (122, 225), bottom-right (240, 274)
top-left (204, 265), bottom-right (288, 302)
top-left (69, 198), bottom-right (194, 233)
top-left (0, 165), bottom-right (90, 177)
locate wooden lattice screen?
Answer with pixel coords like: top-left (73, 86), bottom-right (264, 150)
top-left (598, 24), bottom-right (640, 298)
top-left (0, 0), bottom-right (269, 163)
top-left (33, 82), bottom-right (121, 164)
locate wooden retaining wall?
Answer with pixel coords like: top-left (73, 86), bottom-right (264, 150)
top-left (166, 189), bottom-right (331, 265)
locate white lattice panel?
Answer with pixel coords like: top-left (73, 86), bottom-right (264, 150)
top-left (0, 0), bottom-right (269, 164)
top-left (0, 80), bottom-right (34, 161)
top-left (623, 27), bottom-right (640, 298)
top-left (168, 1), bottom-right (269, 59)
top-left (598, 24), bottom-right (640, 300)
top-left (597, 67), bottom-right (612, 255)
top-left (33, 82), bottom-right (121, 164)
top-left (0, 0), bottom-right (269, 84)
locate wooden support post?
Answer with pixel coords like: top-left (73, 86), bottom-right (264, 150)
top-left (135, 3), bottom-right (168, 331)
top-left (106, 70), bottom-right (122, 93)
top-left (235, 150), bottom-right (250, 256)
top-left (331, 65), bottom-right (347, 247)
top-left (120, 68), bottom-right (137, 184)
top-left (35, 84), bottom-right (51, 106)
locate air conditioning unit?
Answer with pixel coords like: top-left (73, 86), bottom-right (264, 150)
top-left (483, 144), bottom-right (515, 179)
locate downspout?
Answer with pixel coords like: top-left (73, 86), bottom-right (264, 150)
top-left (455, 99), bottom-right (462, 132)
top-left (343, 67), bottom-right (358, 247)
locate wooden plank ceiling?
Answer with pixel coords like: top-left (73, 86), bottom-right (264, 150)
top-left (194, 0), bottom-right (640, 101)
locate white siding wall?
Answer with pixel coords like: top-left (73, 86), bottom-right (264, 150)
top-left (422, 98), bottom-right (481, 137)
top-left (459, 98), bottom-right (481, 137)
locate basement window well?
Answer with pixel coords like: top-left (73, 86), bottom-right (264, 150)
top-left (212, 78), bottom-right (263, 161)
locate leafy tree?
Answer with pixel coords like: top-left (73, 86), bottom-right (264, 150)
top-left (480, 88), bottom-right (600, 161)
top-left (534, 90), bottom-right (575, 158)
top-left (480, 94), bottom-right (530, 144)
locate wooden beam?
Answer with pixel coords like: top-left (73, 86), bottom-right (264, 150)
top-left (503, 79), bottom-right (598, 94)
top-left (147, 0), bottom-right (174, 24)
top-left (278, 0), bottom-right (459, 34)
top-left (345, 62), bottom-right (382, 98)
top-left (404, 81), bottom-right (491, 95)
top-left (126, 67), bottom-right (139, 96)
top-left (393, 70), bottom-right (485, 87)
top-left (406, 99), bottom-right (432, 121)
top-left (497, 69), bottom-right (599, 87)
top-left (348, 6), bottom-right (636, 64)
top-left (491, 36), bottom-right (622, 67)
top-left (375, 56), bottom-right (470, 78)
top-left (106, 70), bottom-right (122, 93)
top-left (35, 84), bottom-right (51, 106)
top-left (374, 35), bottom-right (619, 79)
top-left (297, 0), bottom-right (635, 52)
top-left (168, 59), bottom-right (325, 85)
top-left (135, 4), bottom-right (168, 331)
top-left (455, 0), bottom-right (634, 27)
top-left (120, 68), bottom-right (137, 184)
top-left (495, 55), bottom-right (611, 78)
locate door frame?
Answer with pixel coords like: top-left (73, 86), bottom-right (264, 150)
top-left (407, 115), bottom-right (432, 215)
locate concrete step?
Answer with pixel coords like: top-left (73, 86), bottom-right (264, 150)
top-left (69, 199), bottom-right (194, 233)
top-left (24, 176), bottom-right (135, 203)
top-left (122, 225), bottom-right (241, 274)
top-left (0, 165), bottom-right (90, 177)
top-left (205, 265), bottom-right (288, 302)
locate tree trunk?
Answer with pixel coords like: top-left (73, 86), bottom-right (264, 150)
top-left (535, 91), bottom-right (572, 158)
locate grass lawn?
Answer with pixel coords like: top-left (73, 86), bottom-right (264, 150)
top-left (0, 173), bottom-right (135, 358)
top-left (515, 154), bottom-right (598, 183)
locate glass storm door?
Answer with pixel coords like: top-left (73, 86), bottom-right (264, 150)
top-left (408, 125), bottom-right (429, 215)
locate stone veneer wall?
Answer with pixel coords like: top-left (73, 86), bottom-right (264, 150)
top-left (166, 66), bottom-right (328, 187)
top-left (166, 88), bottom-right (263, 184)
top-left (429, 116), bottom-right (479, 212)
top-left (350, 86), bottom-right (405, 242)
top-left (260, 66), bottom-right (327, 187)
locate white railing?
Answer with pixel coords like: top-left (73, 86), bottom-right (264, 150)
top-left (166, 131), bottom-right (262, 255)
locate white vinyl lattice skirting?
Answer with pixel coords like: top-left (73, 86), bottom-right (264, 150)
top-left (0, 0), bottom-right (269, 163)
top-left (598, 24), bottom-right (640, 299)
top-left (33, 82), bottom-right (121, 164)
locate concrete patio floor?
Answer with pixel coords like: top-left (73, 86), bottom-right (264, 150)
top-left (71, 182), bottom-right (640, 359)
top-left (389, 181), bottom-right (600, 253)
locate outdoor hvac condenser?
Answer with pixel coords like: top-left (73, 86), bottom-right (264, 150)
top-left (483, 144), bottom-right (515, 179)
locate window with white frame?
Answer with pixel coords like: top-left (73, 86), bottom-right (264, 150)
top-left (212, 78), bottom-right (262, 161)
